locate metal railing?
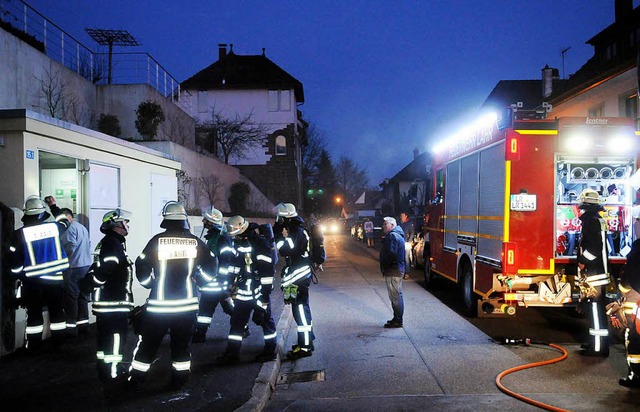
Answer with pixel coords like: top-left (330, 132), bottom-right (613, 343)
top-left (0, 0), bottom-right (187, 107)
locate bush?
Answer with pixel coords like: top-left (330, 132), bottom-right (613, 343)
top-left (134, 100), bottom-right (165, 139)
top-left (97, 113), bottom-right (122, 137)
top-left (228, 182), bottom-right (251, 215)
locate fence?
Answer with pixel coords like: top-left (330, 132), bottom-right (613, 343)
top-left (0, 0), bottom-right (188, 107)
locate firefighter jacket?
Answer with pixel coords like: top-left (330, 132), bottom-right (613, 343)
top-left (135, 228), bottom-right (217, 314)
top-left (199, 228), bottom-right (237, 294)
top-left (578, 207), bottom-right (609, 286)
top-left (231, 225), bottom-right (275, 303)
top-left (9, 219), bottom-right (69, 282)
top-left (274, 216), bottom-right (312, 287)
top-left (88, 231), bottom-right (134, 315)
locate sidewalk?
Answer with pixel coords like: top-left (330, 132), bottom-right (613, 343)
top-left (264, 236), bottom-right (634, 411)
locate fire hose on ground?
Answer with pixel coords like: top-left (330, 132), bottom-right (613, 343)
top-left (496, 338), bottom-right (569, 412)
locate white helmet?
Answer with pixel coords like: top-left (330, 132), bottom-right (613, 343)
top-left (275, 202), bottom-right (298, 218)
top-left (23, 195), bottom-right (47, 215)
top-left (579, 189), bottom-right (600, 205)
top-left (202, 206), bottom-right (223, 228)
top-left (162, 201), bottom-right (188, 220)
top-left (100, 208), bottom-right (132, 233)
top-left (225, 215), bottom-right (249, 237)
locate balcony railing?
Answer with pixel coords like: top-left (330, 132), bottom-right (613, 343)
top-left (0, 0), bottom-right (187, 107)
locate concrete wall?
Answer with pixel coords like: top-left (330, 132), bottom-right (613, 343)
top-left (551, 68), bottom-right (637, 118)
top-left (0, 27), bottom-right (96, 127)
top-left (140, 141), bottom-right (274, 214)
top-left (97, 84), bottom-right (196, 149)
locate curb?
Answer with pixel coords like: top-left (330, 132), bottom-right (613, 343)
top-left (234, 302), bottom-right (293, 412)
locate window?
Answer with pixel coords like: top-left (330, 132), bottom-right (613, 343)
top-left (588, 103), bottom-right (604, 117)
top-left (268, 90), bottom-right (292, 112)
top-left (620, 92), bottom-right (639, 129)
top-left (275, 135), bottom-right (287, 155)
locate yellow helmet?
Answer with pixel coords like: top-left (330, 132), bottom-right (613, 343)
top-left (579, 189), bottom-right (600, 205)
top-left (100, 208), bottom-right (132, 233)
top-left (225, 215), bottom-right (249, 237)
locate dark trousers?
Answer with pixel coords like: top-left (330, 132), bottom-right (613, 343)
top-left (196, 291), bottom-right (233, 329)
top-left (226, 298), bottom-right (277, 355)
top-left (95, 313), bottom-right (129, 381)
top-left (291, 278), bottom-right (315, 349)
top-left (585, 285), bottom-right (609, 354)
top-left (63, 266), bottom-right (90, 334)
top-left (624, 292), bottom-right (640, 380)
top-left (130, 311), bottom-right (196, 380)
top-left (23, 278), bottom-right (65, 349)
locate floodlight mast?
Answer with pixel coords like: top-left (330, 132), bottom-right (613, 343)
top-left (85, 28), bottom-right (140, 84)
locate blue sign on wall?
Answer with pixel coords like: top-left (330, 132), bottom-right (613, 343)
top-left (26, 150), bottom-right (34, 159)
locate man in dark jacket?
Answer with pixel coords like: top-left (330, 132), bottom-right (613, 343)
top-left (380, 216), bottom-right (405, 328)
top-left (129, 201), bottom-right (217, 390)
top-left (217, 216), bottom-right (277, 364)
top-left (84, 208), bottom-right (133, 383)
top-left (193, 206), bottom-right (236, 343)
top-left (274, 203), bottom-right (315, 359)
top-left (577, 189), bottom-right (610, 357)
top-left (8, 196), bottom-right (69, 352)
top-left (608, 238), bottom-right (640, 387)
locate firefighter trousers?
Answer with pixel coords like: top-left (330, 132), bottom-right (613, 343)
top-left (23, 278), bottom-right (66, 349)
top-left (95, 312), bottom-right (129, 382)
top-left (226, 299), bottom-right (276, 355)
top-left (195, 291), bottom-right (233, 330)
top-left (585, 285), bottom-right (609, 355)
top-left (624, 291), bottom-right (640, 381)
top-left (130, 311), bottom-right (196, 382)
top-left (291, 278), bottom-right (315, 350)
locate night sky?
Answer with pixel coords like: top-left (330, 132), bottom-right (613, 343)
top-left (25, 0), bottom-right (637, 185)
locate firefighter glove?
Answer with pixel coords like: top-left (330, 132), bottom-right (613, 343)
top-left (283, 285), bottom-right (298, 305)
top-left (606, 301), bottom-right (627, 329)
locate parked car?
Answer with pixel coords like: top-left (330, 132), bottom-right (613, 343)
top-left (370, 217), bottom-right (385, 244)
top-left (320, 218), bottom-right (342, 234)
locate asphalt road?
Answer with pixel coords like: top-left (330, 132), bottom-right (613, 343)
top-left (266, 233), bottom-right (633, 412)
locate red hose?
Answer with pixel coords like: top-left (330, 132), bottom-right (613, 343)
top-left (496, 343), bottom-right (569, 412)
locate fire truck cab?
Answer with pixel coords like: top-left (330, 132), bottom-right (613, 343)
top-left (424, 114), bottom-right (640, 317)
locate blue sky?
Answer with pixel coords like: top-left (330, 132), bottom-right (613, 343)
top-left (26, 0), bottom-right (636, 185)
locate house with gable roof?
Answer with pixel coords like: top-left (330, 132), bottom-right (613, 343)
top-left (181, 44), bottom-right (307, 209)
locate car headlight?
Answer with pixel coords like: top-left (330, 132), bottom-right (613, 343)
top-left (320, 224), bottom-right (327, 233)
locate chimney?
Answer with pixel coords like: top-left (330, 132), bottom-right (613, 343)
top-left (218, 43), bottom-right (227, 60)
top-left (615, 0), bottom-right (633, 23)
top-left (541, 64), bottom-right (558, 98)
top-left (413, 147), bottom-right (419, 160)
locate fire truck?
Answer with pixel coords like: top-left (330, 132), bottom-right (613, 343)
top-left (423, 114), bottom-right (640, 317)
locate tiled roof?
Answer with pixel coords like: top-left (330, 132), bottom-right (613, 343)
top-left (481, 80), bottom-right (551, 111)
top-left (181, 51), bottom-right (304, 103)
top-left (389, 151), bottom-right (431, 183)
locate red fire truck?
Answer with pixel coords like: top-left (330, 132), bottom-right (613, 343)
top-left (423, 114), bottom-right (640, 317)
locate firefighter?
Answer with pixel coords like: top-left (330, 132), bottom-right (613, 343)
top-left (83, 208), bottom-right (134, 383)
top-left (8, 195), bottom-right (69, 352)
top-left (273, 203), bottom-right (315, 359)
top-left (217, 216), bottom-right (277, 363)
top-left (129, 201), bottom-right (217, 390)
top-left (192, 206), bottom-right (237, 343)
top-left (607, 238), bottom-right (640, 388)
top-left (577, 188), bottom-right (610, 357)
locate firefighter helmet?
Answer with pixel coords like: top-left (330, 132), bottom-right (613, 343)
top-left (225, 215), bottom-right (249, 237)
top-left (100, 208), bottom-right (132, 234)
top-left (23, 195), bottom-right (47, 215)
top-left (202, 206), bottom-right (223, 228)
top-left (579, 189), bottom-right (601, 205)
top-left (274, 203), bottom-right (298, 218)
top-left (162, 201), bottom-right (188, 220)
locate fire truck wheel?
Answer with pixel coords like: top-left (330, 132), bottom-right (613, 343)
top-left (459, 262), bottom-right (478, 317)
top-left (423, 254), bottom-right (435, 288)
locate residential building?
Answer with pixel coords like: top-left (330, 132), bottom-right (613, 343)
top-left (181, 44), bottom-right (307, 209)
top-left (379, 148), bottom-right (431, 217)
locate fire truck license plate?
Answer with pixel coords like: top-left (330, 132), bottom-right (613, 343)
top-left (510, 194), bottom-right (537, 211)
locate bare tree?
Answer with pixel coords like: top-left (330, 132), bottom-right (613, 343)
top-left (37, 67), bottom-right (90, 126)
top-left (176, 169), bottom-right (192, 210)
top-left (335, 156), bottom-right (369, 199)
top-left (165, 110), bottom-right (192, 147)
top-left (302, 121), bottom-right (328, 188)
top-left (196, 174), bottom-right (223, 207)
top-left (196, 108), bottom-right (268, 164)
